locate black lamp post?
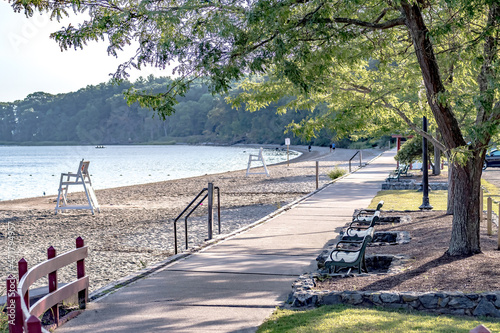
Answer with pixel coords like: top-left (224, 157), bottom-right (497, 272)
top-left (420, 116), bottom-right (433, 210)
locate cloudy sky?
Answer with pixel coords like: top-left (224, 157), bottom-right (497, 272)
top-left (0, 2), bottom-right (168, 102)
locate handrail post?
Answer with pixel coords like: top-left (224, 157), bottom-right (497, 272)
top-left (7, 275), bottom-right (23, 333)
top-left (487, 197), bottom-right (493, 236)
top-left (26, 315), bottom-right (42, 333)
top-left (47, 246), bottom-right (59, 326)
top-left (359, 150), bottom-right (362, 167)
top-left (76, 237), bottom-right (87, 309)
top-left (18, 259), bottom-right (28, 307)
top-left (216, 187), bottom-right (221, 234)
top-left (207, 183), bottom-right (214, 240)
top-left (315, 161), bottom-right (319, 189)
top-left (174, 188), bottom-right (208, 254)
top-left (174, 219), bottom-right (178, 255)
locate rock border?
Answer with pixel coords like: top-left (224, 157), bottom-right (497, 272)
top-left (288, 273), bottom-right (500, 317)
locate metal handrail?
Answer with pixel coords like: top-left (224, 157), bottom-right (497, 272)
top-left (348, 151), bottom-right (363, 173)
top-left (173, 185), bottom-right (220, 254)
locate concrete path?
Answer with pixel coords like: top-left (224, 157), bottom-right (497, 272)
top-left (58, 149), bottom-right (397, 333)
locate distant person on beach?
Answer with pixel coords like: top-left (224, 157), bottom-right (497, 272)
top-left (308, 145), bottom-right (311, 152)
top-left (332, 143), bottom-right (335, 152)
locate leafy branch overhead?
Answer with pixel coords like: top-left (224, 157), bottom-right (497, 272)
top-left (8, 0), bottom-right (500, 256)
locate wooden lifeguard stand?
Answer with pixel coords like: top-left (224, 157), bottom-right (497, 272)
top-left (246, 147), bottom-right (270, 177)
top-left (55, 159), bottom-right (100, 215)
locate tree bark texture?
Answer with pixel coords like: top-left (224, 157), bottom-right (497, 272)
top-left (448, 160), bottom-right (483, 255)
top-left (446, 160), bottom-right (455, 215)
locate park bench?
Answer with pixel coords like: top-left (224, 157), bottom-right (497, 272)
top-left (352, 200), bottom-right (384, 224)
top-left (343, 211), bottom-right (380, 241)
top-left (324, 228), bottom-right (374, 274)
top-left (387, 164), bottom-right (410, 181)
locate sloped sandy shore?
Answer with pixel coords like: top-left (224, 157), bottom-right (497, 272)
top-left (0, 146), bottom-right (382, 292)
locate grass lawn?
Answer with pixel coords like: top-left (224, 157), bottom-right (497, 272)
top-left (257, 305), bottom-right (500, 333)
top-left (367, 190), bottom-right (448, 211)
top-left (367, 179), bottom-right (500, 211)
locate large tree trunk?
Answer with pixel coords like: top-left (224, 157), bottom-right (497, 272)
top-left (447, 159), bottom-right (483, 255)
top-left (401, 1), bottom-right (481, 255)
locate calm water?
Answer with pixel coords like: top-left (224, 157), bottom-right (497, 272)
top-left (0, 145), bottom-right (299, 201)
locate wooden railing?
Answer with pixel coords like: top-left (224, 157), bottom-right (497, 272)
top-left (6, 237), bottom-right (89, 333)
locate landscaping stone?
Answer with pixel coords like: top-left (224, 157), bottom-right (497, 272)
top-left (419, 294), bottom-right (440, 309)
top-left (380, 292), bottom-right (400, 303)
top-left (448, 295), bottom-right (476, 309)
top-left (473, 299), bottom-right (500, 317)
top-left (289, 274), bottom-right (500, 318)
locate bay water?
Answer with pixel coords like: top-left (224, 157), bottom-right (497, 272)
top-left (0, 145), bottom-right (299, 201)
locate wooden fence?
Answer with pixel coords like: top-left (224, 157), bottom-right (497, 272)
top-left (6, 237), bottom-right (88, 333)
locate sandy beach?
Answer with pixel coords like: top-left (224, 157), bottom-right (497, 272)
top-left (0, 146), bottom-right (383, 293)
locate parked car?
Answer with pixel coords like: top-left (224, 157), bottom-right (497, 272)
top-left (483, 149), bottom-right (500, 169)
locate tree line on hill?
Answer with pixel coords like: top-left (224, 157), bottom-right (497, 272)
top-left (0, 76), bottom-right (352, 146)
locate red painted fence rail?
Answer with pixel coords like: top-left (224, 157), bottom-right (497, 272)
top-left (6, 237), bottom-right (89, 333)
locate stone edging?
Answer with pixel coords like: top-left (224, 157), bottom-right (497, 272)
top-left (288, 273), bottom-right (500, 317)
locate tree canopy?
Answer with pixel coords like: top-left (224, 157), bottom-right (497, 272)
top-left (0, 77), bottom-right (339, 145)
top-left (9, 0), bottom-right (500, 255)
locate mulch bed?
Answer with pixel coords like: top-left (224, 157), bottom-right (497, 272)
top-left (316, 211), bottom-right (500, 293)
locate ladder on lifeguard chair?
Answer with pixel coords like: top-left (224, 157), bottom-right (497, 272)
top-left (55, 159), bottom-right (100, 215)
top-left (246, 147), bottom-right (270, 177)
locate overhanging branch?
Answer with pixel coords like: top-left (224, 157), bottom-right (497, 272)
top-left (385, 102), bottom-right (448, 154)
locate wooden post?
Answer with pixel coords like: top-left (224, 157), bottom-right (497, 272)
top-left (47, 246), bottom-right (59, 326)
top-left (498, 202), bottom-right (500, 251)
top-left (76, 237), bottom-right (87, 309)
top-left (207, 183), bottom-right (213, 240)
top-left (7, 276), bottom-right (23, 333)
top-left (18, 258), bottom-right (28, 307)
top-left (287, 145), bottom-right (289, 166)
top-left (315, 161), bottom-right (319, 189)
top-left (26, 315), bottom-right (42, 333)
top-left (487, 197), bottom-right (493, 236)
top-left (480, 190), bottom-right (484, 222)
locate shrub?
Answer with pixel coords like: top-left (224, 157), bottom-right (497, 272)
top-left (328, 167), bottom-right (346, 180)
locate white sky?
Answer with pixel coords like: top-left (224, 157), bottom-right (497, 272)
top-left (0, 2), bottom-right (169, 103)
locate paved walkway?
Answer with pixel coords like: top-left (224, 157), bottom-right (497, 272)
top-left (58, 150), bottom-right (397, 333)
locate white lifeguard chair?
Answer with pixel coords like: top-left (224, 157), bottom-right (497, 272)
top-left (246, 147), bottom-right (270, 177)
top-left (55, 159), bottom-right (100, 215)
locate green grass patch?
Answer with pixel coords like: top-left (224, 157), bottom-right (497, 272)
top-left (0, 289), bottom-right (7, 333)
top-left (327, 167), bottom-right (347, 180)
top-left (257, 305), bottom-right (500, 333)
top-left (366, 190), bottom-right (448, 211)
